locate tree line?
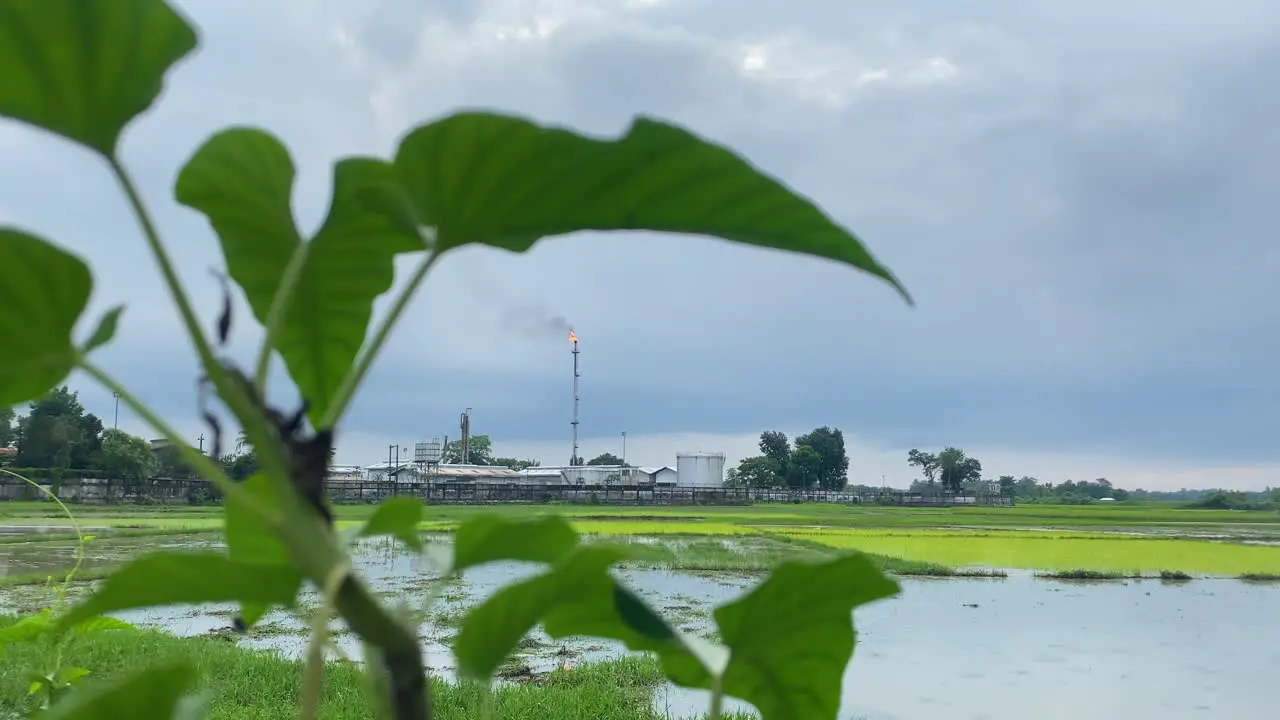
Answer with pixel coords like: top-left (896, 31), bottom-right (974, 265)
top-left (0, 387), bottom-right (162, 482)
top-left (0, 386), bottom-right (319, 485)
top-left (725, 428), bottom-right (850, 489)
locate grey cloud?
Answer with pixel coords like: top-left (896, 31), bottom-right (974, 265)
top-left (4, 0), bottom-right (1278, 474)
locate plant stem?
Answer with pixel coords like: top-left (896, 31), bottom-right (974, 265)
top-left (0, 468), bottom-right (86, 683)
top-left (107, 158), bottom-right (221, 388)
top-left (708, 677), bottom-right (724, 720)
top-left (106, 157), bottom-right (294, 492)
top-left (301, 562), bottom-right (351, 720)
top-left (321, 247), bottom-right (440, 429)
top-left (77, 360), bottom-right (273, 522)
top-left (255, 241), bottom-right (313, 389)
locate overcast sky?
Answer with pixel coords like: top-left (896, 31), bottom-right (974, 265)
top-left (2, 0), bottom-right (1278, 490)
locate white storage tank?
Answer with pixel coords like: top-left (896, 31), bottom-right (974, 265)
top-left (676, 452), bottom-right (726, 488)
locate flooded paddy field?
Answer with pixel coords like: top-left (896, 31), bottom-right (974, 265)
top-left (2, 526), bottom-right (1278, 719)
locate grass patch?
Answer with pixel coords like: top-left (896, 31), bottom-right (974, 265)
top-left (0, 565), bottom-right (117, 588)
top-left (1037, 569), bottom-right (1129, 580)
top-left (0, 615), bottom-right (676, 720)
top-left (770, 527), bottom-right (1280, 576)
top-left (1238, 573), bottom-right (1280, 583)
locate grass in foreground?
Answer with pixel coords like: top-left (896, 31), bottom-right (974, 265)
top-left (0, 617), bottom-right (738, 720)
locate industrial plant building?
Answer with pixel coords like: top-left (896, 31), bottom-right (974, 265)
top-left (343, 451), bottom-right (724, 489)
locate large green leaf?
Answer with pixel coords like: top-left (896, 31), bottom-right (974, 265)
top-left (58, 551), bottom-right (303, 630)
top-left (223, 474), bottom-right (303, 627)
top-left (541, 572), bottom-right (716, 686)
top-left (713, 554), bottom-right (900, 720)
top-left (0, 0), bottom-right (197, 157)
top-left (175, 129), bottom-right (424, 425)
top-left (452, 545), bottom-right (627, 678)
top-left (393, 112), bottom-right (910, 301)
top-left (357, 497), bottom-right (426, 551)
top-left (451, 514), bottom-right (580, 574)
top-left (0, 229), bottom-right (92, 406)
top-left (39, 660), bottom-right (198, 720)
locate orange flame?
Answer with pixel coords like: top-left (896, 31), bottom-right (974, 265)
top-left (568, 330), bottom-right (578, 343)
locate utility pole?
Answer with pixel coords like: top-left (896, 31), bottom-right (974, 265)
top-left (621, 431), bottom-right (627, 467)
top-left (112, 391), bottom-right (120, 429)
top-left (198, 434), bottom-right (205, 454)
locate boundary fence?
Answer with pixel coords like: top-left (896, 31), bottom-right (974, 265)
top-left (0, 476), bottom-right (1013, 507)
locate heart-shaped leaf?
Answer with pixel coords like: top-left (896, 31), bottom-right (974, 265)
top-left (712, 554), bottom-right (900, 720)
top-left (358, 497), bottom-right (426, 551)
top-left (58, 551), bottom-right (303, 630)
top-left (175, 129), bottom-right (424, 425)
top-left (0, 229), bottom-right (92, 406)
top-left (0, 0), bottom-right (197, 157)
top-left (451, 514), bottom-right (580, 574)
top-left (394, 112), bottom-right (910, 302)
top-left (452, 544), bottom-right (628, 678)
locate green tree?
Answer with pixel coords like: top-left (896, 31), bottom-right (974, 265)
top-left (732, 453), bottom-right (778, 486)
top-left (153, 443), bottom-right (201, 479)
top-left (998, 475), bottom-right (1016, 496)
top-left (98, 429), bottom-right (155, 482)
top-left (587, 452), bottom-right (624, 466)
top-left (218, 451), bottom-right (258, 481)
top-left (906, 448), bottom-right (939, 485)
top-left (491, 457), bottom-right (540, 471)
top-left (758, 431), bottom-right (790, 467)
top-left (788, 445), bottom-right (822, 488)
top-left (16, 386), bottom-right (104, 469)
top-left (443, 435), bottom-right (493, 465)
top-left (730, 455), bottom-right (784, 488)
top-left (794, 426), bottom-right (849, 490)
top-left (937, 447), bottom-right (982, 492)
top-left (0, 405), bottom-right (14, 447)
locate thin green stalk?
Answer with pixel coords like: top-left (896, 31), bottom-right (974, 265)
top-left (76, 360), bottom-right (273, 525)
top-left (107, 157), bottom-right (222, 389)
top-left (321, 247), bottom-right (440, 428)
top-left (109, 155), bottom-right (430, 719)
top-left (708, 677), bottom-right (724, 720)
top-left (106, 156), bottom-right (294, 498)
top-left (0, 468), bottom-right (88, 689)
top-left (255, 241), bottom-right (313, 389)
top-left (301, 562), bottom-right (351, 720)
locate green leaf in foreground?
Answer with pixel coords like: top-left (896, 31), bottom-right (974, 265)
top-left (176, 129), bottom-right (424, 425)
top-left (453, 545), bottom-right (627, 678)
top-left (394, 112), bottom-right (910, 302)
top-left (58, 551), bottom-right (303, 630)
top-left (713, 554), bottom-right (900, 720)
top-left (82, 305), bottom-right (125, 353)
top-left (0, 609), bottom-right (52, 648)
top-left (0, 0), bottom-right (197, 157)
top-left (358, 497), bottom-right (426, 551)
top-left (223, 474), bottom-right (303, 627)
top-left (451, 514), bottom-right (580, 574)
top-left (0, 229), bottom-right (92, 406)
top-left (38, 660), bottom-right (198, 720)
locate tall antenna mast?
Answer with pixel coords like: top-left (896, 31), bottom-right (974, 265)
top-left (569, 329), bottom-right (580, 466)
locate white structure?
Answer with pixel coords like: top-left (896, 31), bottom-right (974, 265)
top-left (364, 461), bottom-right (424, 483)
top-left (326, 465), bottom-right (364, 482)
top-left (676, 452), bottom-right (726, 488)
top-left (640, 466), bottom-right (678, 486)
top-left (414, 439), bottom-right (443, 464)
top-left (434, 464), bottom-right (521, 483)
